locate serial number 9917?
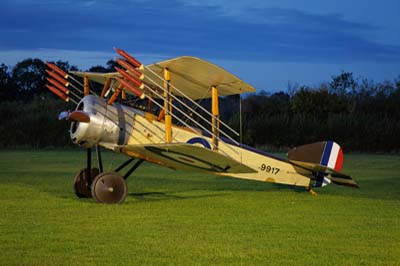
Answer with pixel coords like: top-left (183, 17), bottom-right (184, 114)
top-left (260, 164), bottom-right (280, 175)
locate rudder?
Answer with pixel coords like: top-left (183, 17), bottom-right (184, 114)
top-left (288, 141), bottom-right (344, 172)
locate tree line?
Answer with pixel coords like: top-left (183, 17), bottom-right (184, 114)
top-left (0, 58), bottom-right (399, 152)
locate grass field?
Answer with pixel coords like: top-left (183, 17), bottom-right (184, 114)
top-left (0, 150), bottom-right (399, 266)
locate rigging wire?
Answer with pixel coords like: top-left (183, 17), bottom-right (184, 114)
top-left (145, 66), bottom-right (240, 137)
top-left (144, 74), bottom-right (240, 146)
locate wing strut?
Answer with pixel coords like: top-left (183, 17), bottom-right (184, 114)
top-left (211, 85), bottom-right (219, 151)
top-left (108, 48), bottom-right (241, 156)
top-left (164, 68), bottom-right (172, 143)
top-left (100, 78), bottom-right (111, 98)
top-left (84, 76), bottom-right (89, 96)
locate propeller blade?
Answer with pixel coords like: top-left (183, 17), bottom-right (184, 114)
top-left (58, 111), bottom-right (70, 120)
top-left (59, 110), bottom-right (90, 123)
top-left (69, 111), bottom-right (90, 123)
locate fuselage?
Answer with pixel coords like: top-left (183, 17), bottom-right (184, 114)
top-left (71, 95), bottom-right (312, 188)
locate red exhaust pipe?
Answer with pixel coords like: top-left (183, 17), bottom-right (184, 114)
top-left (46, 70), bottom-right (69, 87)
top-left (46, 77), bottom-right (69, 95)
top-left (116, 78), bottom-right (145, 99)
top-left (116, 58), bottom-right (144, 80)
top-left (115, 67), bottom-right (145, 89)
top-left (46, 62), bottom-right (69, 79)
top-left (114, 48), bottom-right (144, 70)
top-left (46, 84), bottom-right (69, 102)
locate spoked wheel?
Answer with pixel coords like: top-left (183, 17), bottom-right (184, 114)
top-left (73, 168), bottom-right (99, 198)
top-left (91, 172), bottom-right (127, 204)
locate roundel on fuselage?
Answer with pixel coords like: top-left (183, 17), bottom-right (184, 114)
top-left (186, 137), bottom-right (211, 150)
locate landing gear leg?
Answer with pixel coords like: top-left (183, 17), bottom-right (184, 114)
top-left (73, 148), bottom-right (99, 198)
top-left (95, 145), bottom-right (103, 173)
top-left (123, 159), bottom-right (144, 180)
top-left (73, 147), bottom-right (144, 203)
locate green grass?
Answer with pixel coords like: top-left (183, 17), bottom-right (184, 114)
top-left (0, 150), bottom-right (399, 266)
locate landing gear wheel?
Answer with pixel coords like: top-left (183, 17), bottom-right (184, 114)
top-left (91, 172), bottom-right (127, 204)
top-left (73, 168), bottom-right (99, 198)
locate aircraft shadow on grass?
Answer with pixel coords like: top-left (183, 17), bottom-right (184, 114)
top-left (72, 174), bottom-right (399, 203)
top-left (5, 170), bottom-right (398, 203)
top-left (8, 171), bottom-right (291, 203)
top-left (128, 190), bottom-right (226, 202)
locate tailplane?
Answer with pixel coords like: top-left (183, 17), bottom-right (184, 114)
top-left (288, 141), bottom-right (358, 188)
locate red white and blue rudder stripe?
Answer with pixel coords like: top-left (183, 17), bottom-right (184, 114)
top-left (320, 141), bottom-right (344, 171)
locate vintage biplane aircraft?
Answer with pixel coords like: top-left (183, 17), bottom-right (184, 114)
top-left (45, 48), bottom-right (358, 203)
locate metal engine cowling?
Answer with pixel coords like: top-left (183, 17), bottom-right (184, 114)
top-left (70, 95), bottom-right (139, 148)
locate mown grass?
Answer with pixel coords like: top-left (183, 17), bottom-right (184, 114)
top-left (0, 150), bottom-right (399, 266)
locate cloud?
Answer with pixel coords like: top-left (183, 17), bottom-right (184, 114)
top-left (82, 1), bottom-right (96, 7)
top-left (213, 58), bottom-right (400, 90)
top-left (0, 48), bottom-right (169, 70)
top-left (0, 0), bottom-right (400, 64)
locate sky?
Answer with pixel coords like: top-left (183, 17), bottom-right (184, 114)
top-left (1, 0), bottom-right (400, 91)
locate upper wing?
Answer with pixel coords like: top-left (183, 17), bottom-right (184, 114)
top-left (70, 72), bottom-right (121, 85)
top-left (144, 56), bottom-right (256, 99)
top-left (117, 143), bottom-right (257, 174)
top-left (70, 56), bottom-right (256, 100)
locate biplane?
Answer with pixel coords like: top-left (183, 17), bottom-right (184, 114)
top-left (45, 48), bottom-right (358, 204)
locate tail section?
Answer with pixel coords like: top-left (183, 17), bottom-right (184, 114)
top-left (320, 141), bottom-right (344, 171)
top-left (288, 141), bottom-right (358, 188)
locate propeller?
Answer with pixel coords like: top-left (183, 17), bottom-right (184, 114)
top-left (58, 110), bottom-right (90, 123)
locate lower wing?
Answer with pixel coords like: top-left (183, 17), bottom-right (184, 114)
top-left (117, 143), bottom-right (257, 174)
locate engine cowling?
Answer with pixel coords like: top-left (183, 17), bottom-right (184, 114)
top-left (70, 95), bottom-right (138, 148)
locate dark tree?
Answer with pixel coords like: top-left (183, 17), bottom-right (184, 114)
top-left (87, 65), bottom-right (109, 73)
top-left (54, 60), bottom-right (79, 72)
top-left (330, 71), bottom-right (357, 95)
top-left (12, 58), bottom-right (46, 100)
top-left (0, 64), bottom-right (18, 101)
top-left (106, 59), bottom-right (118, 72)
top-left (87, 59), bottom-right (118, 73)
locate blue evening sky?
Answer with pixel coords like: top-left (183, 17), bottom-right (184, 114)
top-left (1, 0), bottom-right (399, 91)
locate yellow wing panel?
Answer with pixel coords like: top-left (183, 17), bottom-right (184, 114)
top-left (70, 71), bottom-right (121, 85)
top-left (70, 56), bottom-right (256, 99)
top-left (144, 56), bottom-right (256, 99)
top-left (118, 143), bottom-right (257, 174)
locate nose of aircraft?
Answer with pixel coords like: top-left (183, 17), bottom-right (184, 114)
top-left (66, 95), bottom-right (107, 147)
top-left (65, 95), bottom-right (134, 148)
top-left (59, 110), bottom-right (91, 123)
